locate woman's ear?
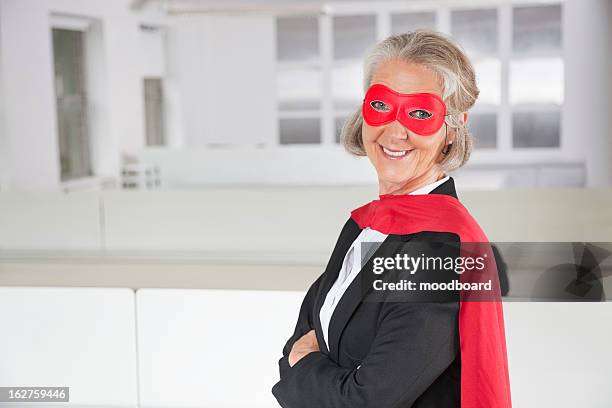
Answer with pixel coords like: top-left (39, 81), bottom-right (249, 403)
top-left (449, 111), bottom-right (469, 144)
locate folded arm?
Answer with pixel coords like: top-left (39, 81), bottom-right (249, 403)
top-left (272, 300), bottom-right (459, 408)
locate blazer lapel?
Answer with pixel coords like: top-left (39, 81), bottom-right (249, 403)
top-left (326, 233), bottom-right (404, 362)
top-left (313, 218), bottom-right (362, 354)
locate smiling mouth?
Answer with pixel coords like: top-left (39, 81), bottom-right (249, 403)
top-left (380, 145), bottom-right (414, 160)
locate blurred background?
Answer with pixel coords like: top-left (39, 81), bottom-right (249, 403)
top-left (0, 1), bottom-right (611, 407)
top-left (0, 0), bottom-right (610, 191)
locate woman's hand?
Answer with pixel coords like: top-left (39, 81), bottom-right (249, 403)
top-left (288, 329), bottom-right (319, 367)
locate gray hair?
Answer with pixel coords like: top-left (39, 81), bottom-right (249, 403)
top-left (341, 30), bottom-right (479, 172)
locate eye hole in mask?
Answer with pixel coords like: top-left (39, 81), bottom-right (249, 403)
top-left (409, 109), bottom-right (433, 120)
top-left (362, 83), bottom-right (447, 136)
top-left (370, 100), bottom-right (391, 112)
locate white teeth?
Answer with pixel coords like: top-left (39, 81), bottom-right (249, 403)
top-left (382, 146), bottom-right (408, 157)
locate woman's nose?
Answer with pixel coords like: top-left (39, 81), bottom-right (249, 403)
top-left (384, 120), bottom-right (410, 141)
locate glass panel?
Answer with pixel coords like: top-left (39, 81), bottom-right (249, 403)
top-left (510, 58), bottom-right (563, 105)
top-left (333, 15), bottom-right (377, 60)
top-left (513, 109), bottom-right (560, 148)
top-left (279, 117), bottom-right (321, 144)
top-left (277, 66), bottom-right (321, 110)
top-left (52, 28), bottom-right (92, 181)
top-left (144, 78), bottom-right (165, 146)
top-left (513, 5), bottom-right (562, 55)
top-left (335, 116), bottom-right (348, 143)
top-left (468, 112), bottom-right (497, 149)
top-left (276, 16), bottom-right (319, 62)
top-left (332, 62), bottom-right (363, 110)
top-left (451, 9), bottom-right (498, 56)
top-left (473, 57), bottom-right (501, 106)
top-left (391, 12), bottom-right (436, 34)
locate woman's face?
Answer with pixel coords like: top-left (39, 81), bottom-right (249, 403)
top-left (362, 59), bottom-right (456, 194)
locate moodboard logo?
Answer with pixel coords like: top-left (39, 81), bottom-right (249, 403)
top-left (357, 241), bottom-right (612, 302)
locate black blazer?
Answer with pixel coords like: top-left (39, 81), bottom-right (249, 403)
top-left (272, 178), bottom-right (462, 408)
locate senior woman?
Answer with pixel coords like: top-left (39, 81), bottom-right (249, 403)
top-left (272, 30), bottom-right (511, 408)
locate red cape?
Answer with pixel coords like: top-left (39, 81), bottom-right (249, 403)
top-left (351, 193), bottom-right (512, 408)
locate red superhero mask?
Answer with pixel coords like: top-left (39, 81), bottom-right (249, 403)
top-left (362, 83), bottom-right (447, 136)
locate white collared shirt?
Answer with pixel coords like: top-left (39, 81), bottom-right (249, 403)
top-left (319, 176), bottom-right (450, 350)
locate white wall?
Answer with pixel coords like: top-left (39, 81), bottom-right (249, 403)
top-left (0, 0), bottom-right (6, 191)
top-left (564, 0), bottom-right (612, 187)
top-left (136, 289), bottom-right (303, 408)
top-left (1, 287), bottom-right (610, 407)
top-left (163, 21), bottom-right (186, 149)
top-left (0, 287), bottom-right (139, 407)
top-left (168, 13), bottom-right (277, 148)
top-left (0, 0), bottom-right (60, 191)
top-left (504, 302), bottom-right (612, 408)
